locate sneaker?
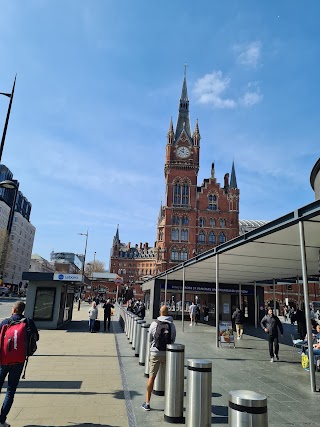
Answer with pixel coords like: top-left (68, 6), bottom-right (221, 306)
top-left (276, 355), bottom-right (279, 361)
top-left (270, 357), bottom-right (274, 362)
top-left (237, 337), bottom-right (240, 340)
top-left (189, 323), bottom-right (192, 326)
top-left (141, 402), bottom-right (151, 411)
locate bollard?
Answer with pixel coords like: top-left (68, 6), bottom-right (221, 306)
top-left (126, 312), bottom-right (132, 339)
top-left (153, 361), bottom-right (165, 396)
top-left (228, 390), bottom-right (268, 427)
top-left (144, 331), bottom-right (151, 378)
top-left (186, 359), bottom-right (212, 427)
top-left (139, 323), bottom-right (150, 366)
top-left (129, 315), bottom-right (136, 344)
top-left (135, 320), bottom-right (146, 357)
top-left (132, 316), bottom-right (142, 350)
top-left (164, 344), bottom-right (185, 423)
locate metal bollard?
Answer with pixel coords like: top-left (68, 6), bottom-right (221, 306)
top-left (129, 315), bottom-right (137, 344)
top-left (126, 312), bottom-right (132, 339)
top-left (186, 359), bottom-right (212, 427)
top-left (139, 323), bottom-right (150, 366)
top-left (228, 390), bottom-right (268, 427)
top-left (132, 316), bottom-right (142, 350)
top-left (144, 332), bottom-right (151, 378)
top-left (135, 320), bottom-right (146, 357)
top-left (153, 361), bottom-right (165, 396)
top-left (164, 344), bottom-right (185, 423)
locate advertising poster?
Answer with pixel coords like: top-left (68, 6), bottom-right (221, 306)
top-left (219, 321), bottom-right (235, 346)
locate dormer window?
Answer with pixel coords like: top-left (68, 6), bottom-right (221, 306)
top-left (208, 194), bottom-right (217, 211)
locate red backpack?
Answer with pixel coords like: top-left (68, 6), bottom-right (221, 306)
top-left (0, 318), bottom-right (28, 365)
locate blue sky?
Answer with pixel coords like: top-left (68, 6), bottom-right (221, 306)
top-left (0, 1), bottom-right (319, 268)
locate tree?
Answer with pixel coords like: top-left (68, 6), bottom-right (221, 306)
top-left (85, 259), bottom-right (105, 277)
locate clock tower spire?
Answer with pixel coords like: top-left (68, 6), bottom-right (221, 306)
top-left (175, 64), bottom-right (192, 143)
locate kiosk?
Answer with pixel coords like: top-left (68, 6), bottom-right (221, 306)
top-left (22, 272), bottom-right (90, 329)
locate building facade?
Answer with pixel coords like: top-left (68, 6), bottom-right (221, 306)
top-left (0, 164), bottom-right (35, 288)
top-left (50, 251), bottom-right (83, 274)
top-left (109, 72), bottom-right (239, 294)
top-left (30, 254), bottom-right (55, 273)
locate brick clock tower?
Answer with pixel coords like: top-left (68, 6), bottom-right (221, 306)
top-left (155, 70), bottom-right (240, 273)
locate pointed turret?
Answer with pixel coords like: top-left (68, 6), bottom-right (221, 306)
top-left (113, 224), bottom-right (120, 244)
top-left (175, 65), bottom-right (192, 143)
top-left (158, 200), bottom-right (163, 223)
top-left (167, 117), bottom-right (174, 145)
top-left (230, 161), bottom-right (238, 189)
top-left (192, 118), bottom-right (201, 146)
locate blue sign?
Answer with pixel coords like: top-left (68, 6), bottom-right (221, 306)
top-left (58, 274), bottom-right (64, 280)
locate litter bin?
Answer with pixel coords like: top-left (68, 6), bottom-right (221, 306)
top-left (139, 323), bottom-right (150, 366)
top-left (228, 390), bottom-right (268, 427)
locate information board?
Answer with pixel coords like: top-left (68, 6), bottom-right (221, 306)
top-left (219, 321), bottom-right (235, 347)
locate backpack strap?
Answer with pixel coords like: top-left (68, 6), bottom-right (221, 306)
top-left (21, 357), bottom-right (29, 380)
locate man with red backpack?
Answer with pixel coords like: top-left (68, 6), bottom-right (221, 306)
top-left (0, 301), bottom-right (39, 427)
top-left (141, 305), bottom-right (176, 411)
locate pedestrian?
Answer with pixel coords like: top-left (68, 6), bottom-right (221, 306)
top-left (0, 301), bottom-right (39, 427)
top-left (232, 306), bottom-right (244, 339)
top-left (296, 308), bottom-right (307, 340)
top-left (203, 304), bottom-right (209, 322)
top-left (136, 302), bottom-right (146, 320)
top-left (102, 299), bottom-right (114, 332)
top-left (88, 302), bottom-right (98, 333)
top-left (189, 301), bottom-right (197, 326)
top-left (195, 304), bottom-right (201, 325)
top-left (260, 307), bottom-right (283, 362)
top-left (141, 305), bottom-right (176, 411)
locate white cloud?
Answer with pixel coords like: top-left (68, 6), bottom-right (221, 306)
top-left (239, 91), bottom-right (263, 107)
top-left (194, 72), bottom-right (263, 109)
top-left (193, 71), bottom-right (237, 109)
top-left (235, 41), bottom-right (262, 68)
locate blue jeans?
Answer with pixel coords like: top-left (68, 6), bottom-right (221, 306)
top-left (89, 319), bottom-right (95, 332)
top-left (0, 363), bottom-right (24, 423)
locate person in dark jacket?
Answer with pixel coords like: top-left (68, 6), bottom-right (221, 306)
top-left (232, 307), bottom-right (244, 339)
top-left (260, 307), bottom-right (283, 362)
top-left (296, 308), bottom-right (307, 340)
top-left (0, 301), bottom-right (39, 427)
top-left (136, 302), bottom-right (146, 319)
top-left (102, 299), bottom-right (114, 332)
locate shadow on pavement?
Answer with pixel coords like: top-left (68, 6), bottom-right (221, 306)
top-left (14, 389), bottom-right (142, 399)
top-left (5, 380), bottom-right (82, 389)
top-left (212, 405), bottom-right (228, 424)
top-left (24, 424), bottom-right (121, 427)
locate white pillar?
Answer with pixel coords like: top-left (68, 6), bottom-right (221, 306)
top-left (164, 274), bottom-right (168, 306)
top-left (182, 264), bottom-right (186, 333)
top-left (273, 279), bottom-right (276, 315)
top-left (239, 284), bottom-right (242, 309)
top-left (299, 220), bottom-right (316, 392)
top-left (215, 255), bottom-right (220, 348)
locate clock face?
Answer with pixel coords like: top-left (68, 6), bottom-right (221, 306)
top-left (176, 146), bottom-right (191, 159)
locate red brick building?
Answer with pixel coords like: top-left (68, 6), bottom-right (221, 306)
top-left (110, 71), bottom-right (239, 288)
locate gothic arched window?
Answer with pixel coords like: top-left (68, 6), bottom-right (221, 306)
top-left (181, 248), bottom-right (188, 261)
top-left (199, 217), bottom-right (205, 227)
top-left (209, 218), bottom-right (215, 227)
top-left (182, 215), bottom-right (189, 225)
top-left (220, 219), bottom-right (226, 227)
top-left (208, 194), bottom-right (217, 211)
top-left (171, 247), bottom-right (179, 261)
top-left (182, 182), bottom-right (189, 205)
top-left (174, 182), bottom-right (181, 205)
top-left (219, 232), bottom-right (226, 243)
top-left (172, 215), bottom-right (180, 225)
top-left (181, 229), bottom-right (189, 241)
top-left (198, 231), bottom-right (205, 243)
top-left (172, 228), bottom-right (179, 241)
top-left (209, 232), bottom-right (216, 244)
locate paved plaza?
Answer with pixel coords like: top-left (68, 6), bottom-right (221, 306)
top-left (0, 303), bottom-right (320, 426)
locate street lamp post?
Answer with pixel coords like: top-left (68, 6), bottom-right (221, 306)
top-left (78, 230), bottom-right (88, 310)
top-left (0, 76), bottom-right (16, 162)
top-left (0, 179), bottom-right (19, 283)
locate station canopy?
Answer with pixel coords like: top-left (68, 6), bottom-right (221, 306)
top-left (152, 200), bottom-right (320, 286)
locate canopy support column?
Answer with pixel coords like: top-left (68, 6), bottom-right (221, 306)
top-left (297, 275), bottom-right (301, 308)
top-left (273, 279), bottom-right (276, 315)
top-left (254, 281), bottom-right (258, 328)
top-left (164, 274), bottom-right (168, 306)
top-left (215, 255), bottom-right (220, 348)
top-left (239, 284), bottom-right (242, 309)
top-left (182, 263), bottom-right (185, 333)
top-left (299, 220), bottom-right (316, 392)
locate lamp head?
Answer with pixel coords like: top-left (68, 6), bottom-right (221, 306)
top-left (0, 180), bottom-right (19, 190)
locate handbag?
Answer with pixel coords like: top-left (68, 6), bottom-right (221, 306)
top-left (301, 353), bottom-right (309, 369)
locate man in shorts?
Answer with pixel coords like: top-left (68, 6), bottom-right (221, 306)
top-left (141, 305), bottom-right (176, 411)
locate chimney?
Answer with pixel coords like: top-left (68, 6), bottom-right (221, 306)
top-left (140, 242), bottom-right (142, 249)
top-left (211, 163), bottom-right (215, 179)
